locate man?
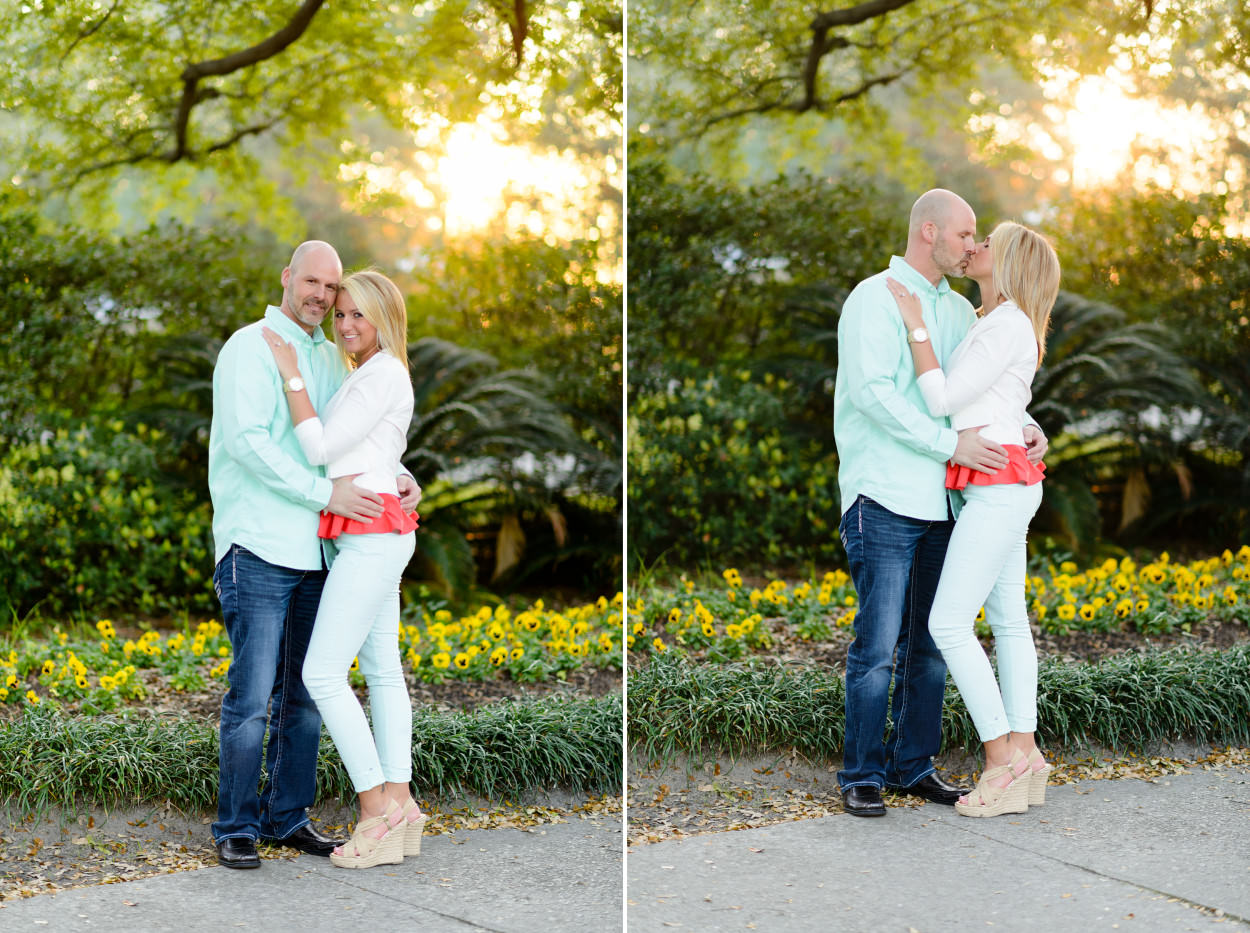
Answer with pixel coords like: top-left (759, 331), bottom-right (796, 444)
top-left (208, 240), bottom-right (421, 867)
top-left (833, 190), bottom-right (1047, 817)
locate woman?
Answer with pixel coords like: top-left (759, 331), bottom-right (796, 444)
top-left (886, 221), bottom-right (1059, 817)
top-left (262, 269), bottom-right (426, 866)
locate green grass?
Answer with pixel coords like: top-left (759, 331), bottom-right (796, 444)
top-left (629, 644), bottom-right (1250, 767)
top-left (0, 695), bottom-right (622, 815)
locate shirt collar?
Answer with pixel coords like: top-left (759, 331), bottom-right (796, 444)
top-left (888, 256), bottom-right (951, 297)
top-left (264, 304), bottom-right (328, 345)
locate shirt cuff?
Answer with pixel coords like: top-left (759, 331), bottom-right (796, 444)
top-left (313, 476), bottom-right (334, 511)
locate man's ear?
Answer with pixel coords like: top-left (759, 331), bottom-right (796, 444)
top-left (281, 266), bottom-right (291, 290)
top-left (922, 221), bottom-right (938, 245)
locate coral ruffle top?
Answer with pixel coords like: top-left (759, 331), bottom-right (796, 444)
top-left (946, 444), bottom-right (1045, 491)
top-left (318, 493), bottom-right (419, 540)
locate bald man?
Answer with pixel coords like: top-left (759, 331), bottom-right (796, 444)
top-left (208, 241), bottom-right (421, 867)
top-left (832, 190), bottom-right (1047, 816)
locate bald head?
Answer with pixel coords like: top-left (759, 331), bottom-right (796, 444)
top-left (280, 240), bottom-right (342, 335)
top-left (288, 240), bottom-right (341, 277)
top-left (904, 189), bottom-right (977, 283)
top-left (909, 189), bottom-right (973, 239)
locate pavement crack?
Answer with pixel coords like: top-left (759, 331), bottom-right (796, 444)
top-left (945, 822), bottom-right (1250, 927)
top-left (315, 873), bottom-right (511, 932)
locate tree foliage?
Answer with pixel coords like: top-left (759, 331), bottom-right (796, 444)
top-left (627, 155), bottom-right (905, 388)
top-left (0, 0), bottom-right (621, 233)
top-left (628, 0), bottom-right (1112, 154)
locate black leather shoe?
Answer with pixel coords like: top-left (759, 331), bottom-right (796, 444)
top-left (841, 785), bottom-right (886, 817)
top-left (262, 823), bottom-right (339, 857)
top-left (890, 772), bottom-right (968, 805)
top-left (216, 837), bottom-right (261, 869)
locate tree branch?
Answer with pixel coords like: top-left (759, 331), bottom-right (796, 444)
top-left (810, 0), bottom-right (917, 32)
top-left (170, 0), bottom-right (327, 161)
top-left (802, 0), bottom-right (916, 111)
top-left (203, 119), bottom-right (285, 155)
top-left (511, 0), bottom-right (529, 66)
top-left (58, 0), bottom-right (123, 66)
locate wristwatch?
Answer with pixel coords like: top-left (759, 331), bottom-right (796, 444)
top-left (283, 376), bottom-right (306, 394)
top-left (907, 327), bottom-right (930, 345)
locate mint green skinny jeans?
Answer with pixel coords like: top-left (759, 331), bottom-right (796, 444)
top-left (302, 530), bottom-right (417, 792)
top-left (928, 482), bottom-right (1044, 743)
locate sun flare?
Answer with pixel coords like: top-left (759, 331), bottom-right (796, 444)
top-left (429, 121), bottom-right (601, 239)
top-left (338, 113), bottom-right (614, 253)
top-left (1058, 74), bottom-right (1221, 192)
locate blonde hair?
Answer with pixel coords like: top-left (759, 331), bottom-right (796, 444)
top-left (989, 221), bottom-right (1060, 364)
top-left (334, 269), bottom-right (410, 371)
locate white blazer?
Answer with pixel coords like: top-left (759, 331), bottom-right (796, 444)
top-left (915, 300), bottom-right (1038, 447)
top-left (293, 350), bottom-right (414, 496)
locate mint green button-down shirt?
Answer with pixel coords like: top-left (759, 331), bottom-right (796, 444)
top-left (209, 305), bottom-right (349, 569)
top-left (834, 256), bottom-right (976, 522)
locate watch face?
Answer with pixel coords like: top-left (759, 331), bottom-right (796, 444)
top-left (287, 377), bottom-right (305, 392)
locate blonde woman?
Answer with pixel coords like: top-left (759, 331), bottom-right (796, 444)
top-left (262, 269), bottom-right (425, 866)
top-left (886, 221), bottom-right (1060, 818)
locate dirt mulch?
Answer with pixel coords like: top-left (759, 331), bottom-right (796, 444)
top-left (750, 613), bottom-right (1248, 672)
top-left (626, 746), bottom-right (1250, 848)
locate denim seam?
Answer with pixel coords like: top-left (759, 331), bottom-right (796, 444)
top-left (264, 587), bottom-right (294, 835)
top-left (841, 780), bottom-right (882, 791)
top-left (890, 546), bottom-right (918, 783)
top-left (894, 765), bottom-right (935, 790)
top-left (216, 832), bottom-right (257, 843)
top-left (273, 816), bottom-right (310, 841)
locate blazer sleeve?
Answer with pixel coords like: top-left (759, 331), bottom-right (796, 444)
top-left (293, 364), bottom-right (392, 465)
top-left (915, 313), bottom-right (1028, 416)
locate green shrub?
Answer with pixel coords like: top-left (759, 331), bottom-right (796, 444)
top-left (628, 368), bottom-right (840, 568)
top-left (0, 417), bottom-right (215, 620)
top-left (629, 644), bottom-right (1250, 765)
top-left (0, 695), bottom-right (622, 813)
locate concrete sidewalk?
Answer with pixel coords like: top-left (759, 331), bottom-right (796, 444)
top-left (0, 816), bottom-right (622, 932)
top-left (628, 765), bottom-right (1250, 932)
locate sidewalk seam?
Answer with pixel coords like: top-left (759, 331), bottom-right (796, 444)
top-left (311, 871), bottom-right (514, 932)
top-left (944, 823), bottom-right (1250, 928)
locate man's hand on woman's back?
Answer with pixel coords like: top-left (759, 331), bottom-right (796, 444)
top-left (327, 475), bottom-right (385, 522)
top-left (952, 428), bottom-right (1010, 473)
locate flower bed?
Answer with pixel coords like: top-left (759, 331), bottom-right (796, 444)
top-left (630, 548), bottom-right (1250, 661)
top-left (0, 593), bottom-right (625, 711)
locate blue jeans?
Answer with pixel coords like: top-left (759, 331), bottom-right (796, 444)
top-left (838, 495), bottom-right (953, 791)
top-left (211, 544), bottom-right (325, 843)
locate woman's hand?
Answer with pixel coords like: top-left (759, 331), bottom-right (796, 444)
top-left (261, 326), bottom-right (301, 381)
top-left (885, 277), bottom-right (925, 330)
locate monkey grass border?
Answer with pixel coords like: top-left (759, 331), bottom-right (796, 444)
top-left (627, 643), bottom-right (1250, 767)
top-left (0, 694), bottom-right (622, 816)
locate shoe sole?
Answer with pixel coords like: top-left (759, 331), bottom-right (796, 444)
top-left (329, 827), bottom-right (405, 869)
top-left (404, 815), bottom-right (428, 856)
top-left (1029, 766), bottom-right (1051, 807)
top-left (955, 776), bottom-right (1029, 818)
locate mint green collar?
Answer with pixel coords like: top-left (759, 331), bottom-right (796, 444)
top-left (263, 304), bottom-right (328, 345)
top-left (888, 255), bottom-right (952, 297)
